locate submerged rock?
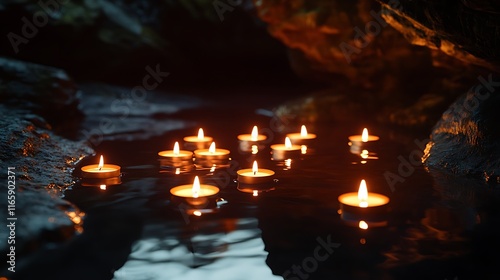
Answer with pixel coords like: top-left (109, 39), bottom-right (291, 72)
top-left (423, 77), bottom-right (500, 181)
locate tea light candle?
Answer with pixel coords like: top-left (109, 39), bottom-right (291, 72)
top-left (237, 126), bottom-right (267, 152)
top-left (183, 128), bottom-right (213, 150)
top-left (237, 161), bottom-right (275, 184)
top-left (158, 142), bottom-right (193, 161)
top-left (338, 179), bottom-right (389, 224)
top-left (348, 128), bottom-right (379, 143)
top-left (170, 176), bottom-right (220, 206)
top-left (286, 125), bottom-right (317, 144)
top-left (81, 155), bottom-right (121, 179)
top-left (194, 142), bottom-right (230, 160)
top-left (270, 137), bottom-right (301, 160)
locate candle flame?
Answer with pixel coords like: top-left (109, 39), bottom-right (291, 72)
top-left (252, 160), bottom-right (258, 175)
top-left (300, 125), bottom-right (308, 137)
top-left (197, 128), bottom-right (204, 140)
top-left (99, 184), bottom-right (106, 190)
top-left (285, 137), bottom-right (292, 149)
top-left (98, 155), bottom-right (104, 170)
top-left (359, 220), bottom-right (368, 230)
top-left (362, 128), bottom-right (369, 142)
top-left (173, 141), bottom-right (180, 155)
top-left (209, 142), bottom-right (216, 153)
top-left (253, 190), bottom-right (258, 197)
top-left (192, 176), bottom-right (200, 198)
top-left (358, 179), bottom-right (368, 208)
top-left (251, 126), bottom-right (259, 141)
top-left (193, 210), bottom-right (202, 216)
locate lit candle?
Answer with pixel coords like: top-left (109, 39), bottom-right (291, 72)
top-left (158, 141), bottom-right (193, 163)
top-left (270, 137), bottom-right (301, 160)
top-left (338, 179), bottom-right (389, 226)
top-left (348, 128), bottom-right (379, 143)
top-left (286, 125), bottom-right (317, 144)
top-left (81, 155), bottom-right (121, 179)
top-left (237, 126), bottom-right (267, 153)
top-left (194, 142), bottom-right (231, 160)
top-left (183, 128), bottom-right (213, 150)
top-left (237, 161), bottom-right (275, 184)
top-left (170, 176), bottom-right (220, 206)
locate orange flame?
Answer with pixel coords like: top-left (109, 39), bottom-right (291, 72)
top-left (192, 176), bottom-right (200, 198)
top-left (197, 128), bottom-right (204, 140)
top-left (251, 126), bottom-right (259, 141)
top-left (358, 179), bottom-right (368, 208)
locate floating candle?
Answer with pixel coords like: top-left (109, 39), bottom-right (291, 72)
top-left (170, 176), bottom-right (220, 207)
top-left (338, 179), bottom-right (390, 226)
top-left (183, 128), bottom-right (213, 150)
top-left (270, 137), bottom-right (301, 160)
top-left (194, 142), bottom-right (230, 160)
top-left (81, 155), bottom-right (121, 179)
top-left (348, 128), bottom-right (379, 143)
top-left (237, 161), bottom-right (275, 185)
top-left (158, 142), bottom-right (193, 162)
top-left (286, 125), bottom-right (317, 144)
top-left (338, 180), bottom-right (389, 208)
top-left (237, 126), bottom-right (267, 153)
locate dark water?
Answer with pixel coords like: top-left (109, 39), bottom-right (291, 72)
top-left (27, 95), bottom-right (500, 280)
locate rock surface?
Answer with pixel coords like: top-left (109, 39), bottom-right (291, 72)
top-left (0, 58), bottom-right (90, 259)
top-left (377, 0), bottom-right (500, 71)
top-left (422, 76), bottom-right (500, 181)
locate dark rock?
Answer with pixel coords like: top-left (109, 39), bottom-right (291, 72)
top-left (0, 105), bottom-right (90, 256)
top-left (0, 56), bottom-right (82, 135)
top-left (422, 78), bottom-right (500, 181)
top-left (377, 0), bottom-right (500, 71)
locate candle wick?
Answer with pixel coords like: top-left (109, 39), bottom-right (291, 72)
top-left (98, 167), bottom-right (102, 171)
top-left (253, 171), bottom-right (256, 175)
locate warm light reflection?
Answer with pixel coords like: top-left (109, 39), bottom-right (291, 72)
top-left (100, 184), bottom-right (106, 190)
top-left (285, 158), bottom-right (292, 169)
top-left (173, 141), bottom-right (180, 155)
top-left (192, 176), bottom-right (201, 198)
top-left (361, 149), bottom-right (369, 159)
top-left (251, 145), bottom-right (258, 154)
top-left (252, 160), bottom-right (258, 175)
top-left (358, 179), bottom-right (368, 208)
top-left (197, 128), bottom-right (204, 140)
top-left (98, 155), bottom-right (104, 170)
top-left (359, 220), bottom-right (368, 230)
top-left (285, 137), bottom-right (292, 149)
top-left (300, 125), bottom-right (308, 137)
top-left (208, 142), bottom-right (216, 153)
top-left (253, 190), bottom-right (258, 197)
top-left (301, 145), bottom-right (307, 154)
top-left (251, 126), bottom-right (259, 141)
top-left (362, 128), bottom-right (369, 142)
top-left (193, 210), bottom-right (202, 216)
top-left (175, 168), bottom-right (181, 175)
top-left (210, 164), bottom-right (216, 172)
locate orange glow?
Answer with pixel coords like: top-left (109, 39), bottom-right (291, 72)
top-left (285, 137), bottom-right (292, 149)
top-left (208, 142), bottom-right (216, 153)
top-left (99, 184), bottom-right (106, 190)
top-left (98, 155), bottom-right (104, 170)
top-left (251, 126), bottom-right (259, 141)
top-left (300, 125), bottom-right (308, 137)
top-left (173, 141), bottom-right (180, 155)
top-left (197, 128), bottom-right (204, 140)
top-left (361, 149), bottom-right (369, 159)
top-left (252, 160), bottom-right (258, 175)
top-left (362, 128), bottom-right (369, 142)
top-left (359, 220), bottom-right (368, 230)
top-left (253, 190), bottom-right (259, 197)
top-left (192, 176), bottom-right (201, 198)
top-left (358, 179), bottom-right (368, 208)
top-left (301, 144), bottom-right (307, 154)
